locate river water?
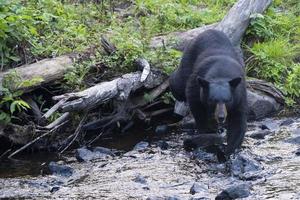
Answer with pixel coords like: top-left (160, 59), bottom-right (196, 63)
top-left (0, 117), bottom-right (299, 199)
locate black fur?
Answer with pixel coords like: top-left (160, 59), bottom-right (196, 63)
top-left (169, 29), bottom-right (247, 156)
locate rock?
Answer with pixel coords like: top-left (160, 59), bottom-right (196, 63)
top-left (155, 125), bottom-right (168, 135)
top-left (142, 186), bottom-right (150, 190)
top-left (190, 182), bottom-right (208, 195)
top-left (215, 183), bottom-right (250, 200)
top-left (294, 148), bottom-right (300, 156)
top-left (48, 161), bottom-right (73, 177)
top-left (156, 140), bottom-right (169, 150)
top-left (193, 149), bottom-right (216, 162)
top-left (133, 174), bottom-right (147, 184)
top-left (133, 141), bottom-right (149, 151)
top-left (189, 198), bottom-right (210, 200)
top-left (231, 152), bottom-right (264, 180)
top-left (180, 115), bottom-right (197, 130)
top-left (294, 128), bottom-right (300, 135)
top-left (165, 196), bottom-right (181, 200)
top-left (50, 186), bottom-right (60, 193)
top-left (285, 136), bottom-right (300, 144)
top-left (260, 120), bottom-right (279, 131)
top-left (93, 146), bottom-right (115, 156)
top-left (75, 147), bottom-right (112, 162)
top-left (280, 118), bottom-right (294, 126)
top-left (146, 197), bottom-right (164, 200)
top-left (247, 90), bottom-right (282, 120)
top-left (249, 130), bottom-right (272, 139)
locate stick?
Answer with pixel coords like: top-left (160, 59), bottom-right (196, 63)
top-left (0, 149), bottom-right (11, 160)
top-left (8, 121), bottom-right (67, 158)
top-left (59, 112), bottom-right (88, 154)
top-left (44, 112), bottom-right (70, 129)
top-left (42, 98), bottom-right (68, 119)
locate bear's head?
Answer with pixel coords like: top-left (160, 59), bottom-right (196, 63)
top-left (197, 76), bottom-right (242, 125)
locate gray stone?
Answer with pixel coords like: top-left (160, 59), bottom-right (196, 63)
top-left (260, 119), bottom-right (279, 131)
top-left (133, 174), bottom-right (147, 184)
top-left (231, 152), bottom-right (264, 180)
top-left (249, 130), bottom-right (272, 139)
top-left (215, 183), bottom-right (250, 200)
top-left (156, 140), bottom-right (169, 150)
top-left (93, 146), bottom-right (115, 156)
top-left (285, 136), bottom-right (300, 144)
top-left (280, 118), bottom-right (294, 126)
top-left (190, 182), bottom-right (208, 195)
top-left (133, 141), bottom-right (149, 151)
top-left (294, 148), bottom-right (300, 156)
top-left (247, 90), bottom-right (282, 120)
top-left (48, 161), bottom-right (73, 177)
top-left (155, 125), bottom-right (169, 135)
top-left (75, 147), bottom-right (111, 162)
top-left (165, 196), bottom-right (181, 200)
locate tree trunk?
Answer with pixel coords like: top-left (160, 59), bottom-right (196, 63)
top-left (150, 0), bottom-right (272, 51)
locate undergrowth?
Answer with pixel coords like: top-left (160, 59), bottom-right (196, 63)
top-left (245, 0), bottom-right (300, 105)
top-left (0, 0), bottom-right (299, 123)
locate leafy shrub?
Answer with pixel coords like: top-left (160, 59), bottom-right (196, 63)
top-left (245, 1), bottom-right (300, 104)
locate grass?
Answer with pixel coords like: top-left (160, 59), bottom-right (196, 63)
top-left (0, 0), bottom-right (299, 124)
top-left (245, 0), bottom-right (300, 104)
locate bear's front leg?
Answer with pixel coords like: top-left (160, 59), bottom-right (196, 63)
top-left (225, 111), bottom-right (247, 156)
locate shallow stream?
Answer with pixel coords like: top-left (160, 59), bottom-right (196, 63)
top-left (0, 117), bottom-right (299, 199)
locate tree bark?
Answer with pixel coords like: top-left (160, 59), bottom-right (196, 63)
top-left (0, 55), bottom-right (75, 93)
top-left (53, 68), bottom-right (166, 112)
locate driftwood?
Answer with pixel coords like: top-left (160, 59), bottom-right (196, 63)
top-left (150, 0), bottom-right (272, 50)
top-left (53, 67), bottom-right (165, 112)
top-left (0, 55), bottom-right (75, 94)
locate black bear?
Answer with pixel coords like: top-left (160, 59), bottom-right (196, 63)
top-left (169, 29), bottom-right (247, 156)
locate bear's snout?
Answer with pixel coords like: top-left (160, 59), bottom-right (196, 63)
top-left (214, 103), bottom-right (227, 124)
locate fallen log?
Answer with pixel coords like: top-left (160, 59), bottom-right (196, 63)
top-left (0, 55), bottom-right (75, 93)
top-left (53, 66), bottom-right (166, 112)
top-left (150, 0), bottom-right (272, 50)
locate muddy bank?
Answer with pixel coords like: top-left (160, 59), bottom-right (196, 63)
top-left (0, 117), bottom-right (300, 199)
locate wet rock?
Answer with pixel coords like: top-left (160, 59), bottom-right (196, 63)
top-left (75, 147), bottom-right (112, 162)
top-left (190, 182), bottom-right (208, 195)
top-left (193, 149), bottom-right (216, 162)
top-left (143, 186), bottom-right (150, 190)
top-left (155, 125), bottom-right (169, 135)
top-left (280, 118), bottom-right (294, 126)
top-left (133, 141), bottom-right (149, 151)
top-left (294, 148), bottom-right (300, 156)
top-left (249, 130), bottom-right (272, 139)
top-left (146, 197), bottom-right (164, 200)
top-left (156, 140), bottom-right (169, 150)
top-left (260, 120), bottom-right (279, 131)
top-left (285, 136), bottom-right (300, 144)
top-left (50, 186), bottom-right (60, 193)
top-left (48, 161), bottom-right (73, 177)
top-left (215, 183), bottom-right (250, 200)
top-left (133, 173), bottom-right (147, 184)
top-left (294, 128), bottom-right (300, 135)
top-left (165, 196), bottom-right (181, 200)
top-left (247, 90), bottom-right (282, 120)
top-left (231, 152), bottom-right (264, 180)
top-left (93, 146), bottom-right (115, 156)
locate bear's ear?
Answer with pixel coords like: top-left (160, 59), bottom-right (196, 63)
top-left (197, 76), bottom-right (209, 88)
top-left (229, 77), bottom-right (242, 88)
